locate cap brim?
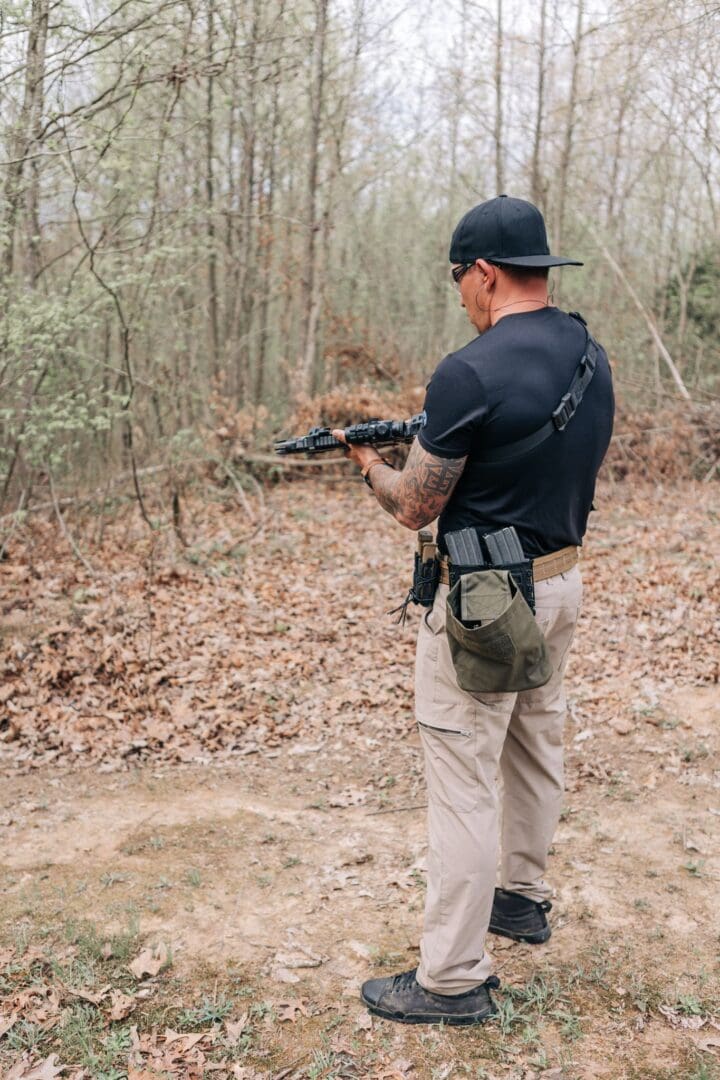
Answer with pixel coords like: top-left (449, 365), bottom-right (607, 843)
top-left (489, 254), bottom-right (583, 268)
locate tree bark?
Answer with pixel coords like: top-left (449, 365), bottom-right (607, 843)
top-left (493, 0), bottom-right (504, 194)
top-left (205, 0), bottom-right (220, 378)
top-left (256, 12), bottom-right (284, 408)
top-left (298, 0), bottom-right (328, 395)
top-left (1, 0), bottom-right (49, 283)
top-left (553, 0), bottom-right (584, 256)
top-left (530, 0), bottom-right (547, 208)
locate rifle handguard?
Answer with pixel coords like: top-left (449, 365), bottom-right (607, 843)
top-left (275, 412), bottom-right (426, 456)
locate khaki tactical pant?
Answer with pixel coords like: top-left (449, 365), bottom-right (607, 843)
top-left (414, 566), bottom-right (583, 995)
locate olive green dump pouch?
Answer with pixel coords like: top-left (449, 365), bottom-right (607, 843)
top-left (445, 570), bottom-right (553, 693)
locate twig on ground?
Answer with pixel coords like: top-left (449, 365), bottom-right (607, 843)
top-left (702, 458), bottom-right (718, 483)
top-left (48, 470), bottom-right (95, 574)
top-left (218, 460), bottom-right (257, 524)
top-left (215, 460), bottom-right (269, 549)
top-left (366, 803), bottom-right (427, 816)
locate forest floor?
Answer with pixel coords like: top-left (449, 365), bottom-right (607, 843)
top-left (0, 474), bottom-right (718, 1080)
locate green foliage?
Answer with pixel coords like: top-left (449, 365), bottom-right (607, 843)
top-left (178, 992), bottom-right (234, 1027)
top-left (663, 246), bottom-right (720, 387)
top-left (666, 247), bottom-right (720, 341)
top-left (0, 287), bottom-right (123, 480)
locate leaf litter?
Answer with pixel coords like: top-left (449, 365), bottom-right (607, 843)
top-left (0, 474), bottom-right (718, 1077)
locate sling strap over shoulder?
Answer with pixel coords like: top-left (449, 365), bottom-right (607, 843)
top-left (474, 312), bottom-right (599, 466)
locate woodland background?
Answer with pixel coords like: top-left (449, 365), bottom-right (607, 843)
top-left (1, 0), bottom-right (720, 519)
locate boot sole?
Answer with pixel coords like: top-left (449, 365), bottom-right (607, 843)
top-left (488, 921), bottom-right (551, 944)
top-left (362, 999), bottom-right (497, 1026)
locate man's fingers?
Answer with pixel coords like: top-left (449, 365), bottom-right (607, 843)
top-left (331, 428), bottom-right (351, 454)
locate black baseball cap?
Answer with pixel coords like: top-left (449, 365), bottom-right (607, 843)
top-left (449, 194), bottom-right (583, 268)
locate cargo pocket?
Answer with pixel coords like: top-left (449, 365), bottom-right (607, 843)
top-left (417, 721), bottom-right (478, 813)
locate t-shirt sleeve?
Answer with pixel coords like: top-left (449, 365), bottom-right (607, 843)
top-left (417, 355), bottom-right (487, 459)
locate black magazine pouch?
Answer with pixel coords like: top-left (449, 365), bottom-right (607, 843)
top-left (412, 531), bottom-right (439, 608)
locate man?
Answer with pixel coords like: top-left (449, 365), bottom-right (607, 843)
top-left (334, 195), bottom-right (614, 1026)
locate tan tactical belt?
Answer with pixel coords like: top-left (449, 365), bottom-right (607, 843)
top-left (438, 545), bottom-right (578, 587)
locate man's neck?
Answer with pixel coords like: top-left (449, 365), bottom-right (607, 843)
top-left (490, 294), bottom-right (550, 326)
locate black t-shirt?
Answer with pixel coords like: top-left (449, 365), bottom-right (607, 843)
top-left (417, 307), bottom-right (615, 558)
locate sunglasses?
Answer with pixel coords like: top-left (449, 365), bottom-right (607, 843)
top-left (451, 262), bottom-right (474, 285)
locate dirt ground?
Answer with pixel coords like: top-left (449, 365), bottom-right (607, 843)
top-left (0, 476), bottom-right (719, 1079)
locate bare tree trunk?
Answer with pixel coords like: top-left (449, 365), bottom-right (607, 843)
top-left (605, 90), bottom-right (628, 227)
top-left (1, 0), bottom-right (49, 282)
top-left (237, 0), bottom-right (261, 405)
top-left (432, 0), bottom-right (466, 349)
top-left (299, 0), bottom-right (328, 394)
top-left (493, 0), bottom-right (504, 193)
top-left (205, 0), bottom-right (220, 377)
top-left (220, 0), bottom-right (260, 404)
top-left (530, 0), bottom-right (547, 208)
top-left (552, 0), bottom-right (584, 255)
top-left (256, 19), bottom-right (284, 408)
top-left (223, 1), bottom-right (239, 367)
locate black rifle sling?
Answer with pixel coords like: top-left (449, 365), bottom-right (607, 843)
top-left (474, 313), bottom-right (599, 466)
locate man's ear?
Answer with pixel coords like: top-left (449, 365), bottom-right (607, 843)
top-left (476, 259), bottom-right (496, 287)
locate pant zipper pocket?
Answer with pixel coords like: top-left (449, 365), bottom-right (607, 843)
top-left (418, 721), bottom-right (472, 738)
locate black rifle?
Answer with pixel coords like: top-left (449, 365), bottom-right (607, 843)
top-left (275, 411), bottom-right (426, 456)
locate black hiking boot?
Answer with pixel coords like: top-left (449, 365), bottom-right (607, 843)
top-left (488, 888), bottom-right (552, 944)
top-left (360, 968), bottom-right (499, 1026)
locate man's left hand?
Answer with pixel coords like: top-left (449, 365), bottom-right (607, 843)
top-left (331, 429), bottom-right (384, 471)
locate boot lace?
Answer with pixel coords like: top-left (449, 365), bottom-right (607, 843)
top-left (390, 969), bottom-right (419, 991)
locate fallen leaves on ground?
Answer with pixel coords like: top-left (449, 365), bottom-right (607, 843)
top-left (0, 473), bottom-right (718, 1078)
top-left (0, 478), bottom-right (717, 778)
top-left (129, 942), bottom-right (170, 979)
top-left (108, 988), bottom-right (136, 1020)
top-left (5, 1055), bottom-right (65, 1080)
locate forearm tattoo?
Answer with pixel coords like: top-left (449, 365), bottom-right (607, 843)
top-left (369, 440), bottom-right (466, 529)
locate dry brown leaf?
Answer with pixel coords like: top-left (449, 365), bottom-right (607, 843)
top-left (354, 1010), bottom-right (373, 1031)
top-left (659, 1004), bottom-right (708, 1030)
top-left (348, 940), bottom-right (372, 960)
top-left (163, 1028), bottom-right (206, 1050)
top-left (63, 982), bottom-right (110, 1005)
top-left (11, 988), bottom-right (47, 1011)
top-left (271, 966), bottom-right (300, 984)
top-left (108, 989), bottom-right (136, 1021)
top-left (129, 942), bottom-right (170, 979)
top-left (276, 999), bottom-right (310, 1022)
top-left (273, 948), bottom-right (324, 969)
top-left (0, 1011), bottom-right (18, 1037)
top-left (5, 1054), bottom-right (66, 1080)
top-left (225, 1013), bottom-right (249, 1040)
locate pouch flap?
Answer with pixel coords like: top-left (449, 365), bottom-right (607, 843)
top-left (460, 569), bottom-right (513, 623)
